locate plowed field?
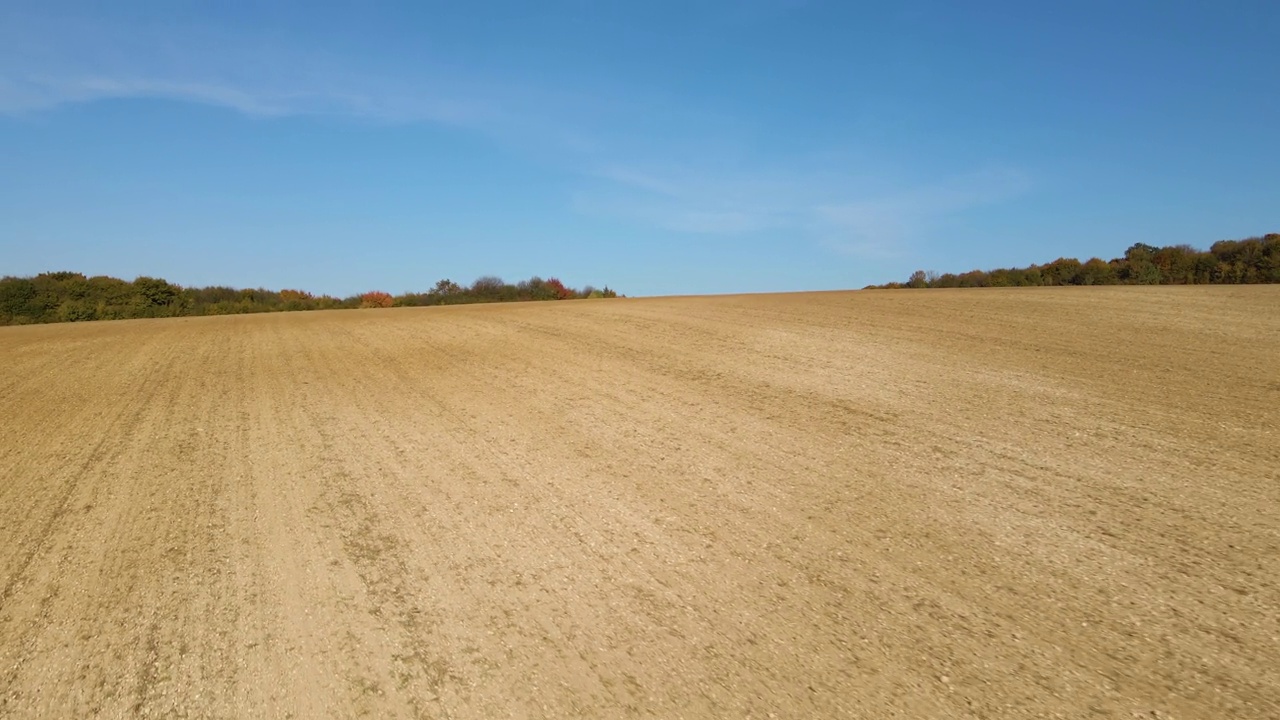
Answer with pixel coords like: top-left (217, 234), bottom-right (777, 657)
top-left (1, 287), bottom-right (1277, 718)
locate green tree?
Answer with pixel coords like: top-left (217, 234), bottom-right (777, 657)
top-left (0, 277), bottom-right (38, 323)
top-left (1078, 258), bottom-right (1116, 285)
top-left (133, 276), bottom-right (181, 313)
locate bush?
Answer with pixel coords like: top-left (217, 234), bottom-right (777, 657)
top-left (0, 271), bottom-right (620, 325)
top-left (868, 232), bottom-right (1278, 289)
top-left (544, 277), bottom-right (576, 299)
top-left (358, 291), bottom-right (394, 309)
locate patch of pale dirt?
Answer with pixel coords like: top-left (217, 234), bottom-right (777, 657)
top-left (1, 286), bottom-right (1277, 718)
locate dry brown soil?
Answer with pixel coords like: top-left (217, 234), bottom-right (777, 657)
top-left (1, 286), bottom-right (1278, 718)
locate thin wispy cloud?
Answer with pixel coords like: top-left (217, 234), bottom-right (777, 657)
top-left (814, 167), bottom-right (1032, 256)
top-left (3, 72), bottom-right (500, 129)
top-left (0, 9), bottom-right (500, 125)
top-left (5, 76), bottom-right (291, 117)
top-left (571, 191), bottom-right (786, 235)
top-left (1, 5), bottom-right (1032, 261)
top-left (577, 162), bottom-right (1031, 256)
top-left (575, 164), bottom-right (811, 235)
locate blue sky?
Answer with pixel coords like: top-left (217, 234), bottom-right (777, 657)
top-left (2, 1), bottom-right (1277, 296)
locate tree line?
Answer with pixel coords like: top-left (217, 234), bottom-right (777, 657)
top-left (868, 233), bottom-right (1280, 289)
top-left (0, 272), bottom-right (620, 326)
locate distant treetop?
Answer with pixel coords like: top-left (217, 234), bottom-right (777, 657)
top-left (868, 233), bottom-right (1279, 289)
top-left (0, 273), bottom-right (620, 326)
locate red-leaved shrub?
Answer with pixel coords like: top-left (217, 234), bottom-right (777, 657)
top-left (358, 291), bottom-right (394, 309)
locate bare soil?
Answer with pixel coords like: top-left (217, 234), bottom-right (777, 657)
top-left (1, 287), bottom-right (1277, 718)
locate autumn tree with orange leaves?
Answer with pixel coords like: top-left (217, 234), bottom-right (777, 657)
top-left (358, 291), bottom-right (394, 308)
